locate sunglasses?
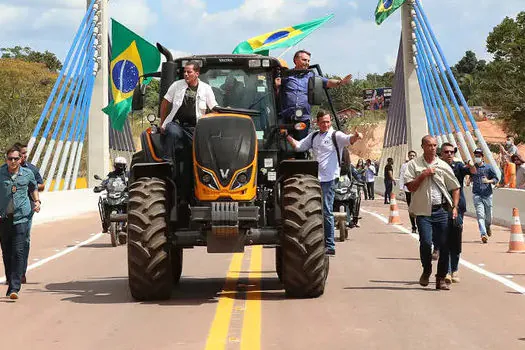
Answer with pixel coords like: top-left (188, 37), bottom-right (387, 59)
top-left (7, 157), bottom-right (20, 161)
top-left (442, 150), bottom-right (455, 155)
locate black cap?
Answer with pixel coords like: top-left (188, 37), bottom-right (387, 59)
top-left (474, 148), bottom-right (483, 155)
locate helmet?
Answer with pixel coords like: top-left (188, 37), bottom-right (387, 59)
top-left (114, 156), bottom-right (127, 173)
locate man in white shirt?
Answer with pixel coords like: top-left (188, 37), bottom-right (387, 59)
top-left (286, 110), bottom-right (362, 255)
top-left (398, 150), bottom-right (417, 233)
top-left (159, 61), bottom-right (218, 200)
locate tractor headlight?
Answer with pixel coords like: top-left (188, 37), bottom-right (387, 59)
top-left (230, 167), bottom-right (253, 190)
top-left (198, 167), bottom-right (219, 190)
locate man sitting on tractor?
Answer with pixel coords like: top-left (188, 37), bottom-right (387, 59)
top-left (159, 60), bottom-right (218, 201)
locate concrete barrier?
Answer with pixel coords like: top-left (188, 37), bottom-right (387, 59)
top-left (373, 176), bottom-right (525, 228)
top-left (32, 188), bottom-right (99, 226)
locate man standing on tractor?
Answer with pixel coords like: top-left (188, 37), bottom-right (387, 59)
top-left (286, 110), bottom-right (363, 256)
top-left (275, 50), bottom-right (353, 140)
top-left (159, 60), bottom-right (218, 201)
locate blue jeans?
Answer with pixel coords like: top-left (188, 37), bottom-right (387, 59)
top-left (321, 180), bottom-right (336, 251)
top-left (416, 207), bottom-right (449, 278)
top-left (0, 219), bottom-right (29, 295)
top-left (22, 213), bottom-right (34, 276)
top-left (473, 194), bottom-right (492, 236)
top-left (162, 122), bottom-right (194, 199)
top-left (448, 211), bottom-right (464, 274)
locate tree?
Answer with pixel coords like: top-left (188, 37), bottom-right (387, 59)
top-left (479, 12), bottom-right (525, 141)
top-left (0, 59), bottom-right (57, 152)
top-left (1, 46), bottom-right (63, 71)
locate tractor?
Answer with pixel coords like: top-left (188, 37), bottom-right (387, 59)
top-left (128, 43), bottom-right (342, 301)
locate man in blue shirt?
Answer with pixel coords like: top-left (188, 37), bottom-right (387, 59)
top-left (440, 143), bottom-right (476, 283)
top-left (15, 142), bottom-right (44, 284)
top-left (276, 50), bottom-right (353, 140)
top-left (0, 145), bottom-right (40, 300)
top-left (470, 148), bottom-right (498, 243)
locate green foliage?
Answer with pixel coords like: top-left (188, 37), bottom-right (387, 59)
top-left (479, 12), bottom-right (525, 140)
top-left (1, 46), bottom-right (63, 72)
top-left (0, 58), bottom-right (57, 152)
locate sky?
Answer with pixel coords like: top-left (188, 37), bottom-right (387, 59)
top-left (0, 0), bottom-right (523, 77)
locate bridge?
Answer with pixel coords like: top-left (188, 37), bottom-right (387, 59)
top-left (2, 0), bottom-right (525, 348)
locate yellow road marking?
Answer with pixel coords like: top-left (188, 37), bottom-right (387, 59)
top-left (240, 245), bottom-right (262, 350)
top-left (205, 253), bottom-right (244, 350)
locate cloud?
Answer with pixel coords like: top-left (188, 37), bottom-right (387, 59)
top-left (109, 0), bottom-right (158, 36)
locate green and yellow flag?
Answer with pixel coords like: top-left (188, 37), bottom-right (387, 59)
top-left (102, 19), bottom-right (160, 130)
top-left (232, 14), bottom-right (334, 56)
top-left (375, 0), bottom-right (406, 25)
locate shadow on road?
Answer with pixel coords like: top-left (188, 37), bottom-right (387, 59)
top-left (376, 257), bottom-right (420, 261)
top-left (43, 275), bottom-right (286, 305)
top-left (344, 279), bottom-right (428, 292)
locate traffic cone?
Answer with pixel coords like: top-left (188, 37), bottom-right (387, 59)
top-left (508, 208), bottom-right (525, 253)
top-left (388, 192), bottom-right (402, 225)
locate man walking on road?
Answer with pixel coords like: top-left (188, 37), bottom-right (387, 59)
top-left (364, 159), bottom-right (376, 200)
top-left (14, 142), bottom-right (44, 284)
top-left (0, 145), bottom-right (40, 300)
top-left (286, 110), bottom-right (362, 255)
top-left (404, 136), bottom-right (460, 290)
top-left (440, 143), bottom-right (476, 283)
top-left (470, 148), bottom-right (498, 243)
top-left (399, 150), bottom-right (417, 233)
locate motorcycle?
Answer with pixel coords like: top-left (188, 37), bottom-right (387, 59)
top-left (94, 174), bottom-right (128, 247)
top-left (333, 175), bottom-right (366, 238)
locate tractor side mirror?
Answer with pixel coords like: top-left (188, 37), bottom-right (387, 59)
top-left (132, 84), bottom-right (146, 111)
top-left (308, 76), bottom-right (326, 106)
top-left (94, 174), bottom-right (102, 180)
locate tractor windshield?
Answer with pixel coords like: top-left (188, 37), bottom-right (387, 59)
top-left (199, 68), bottom-right (277, 136)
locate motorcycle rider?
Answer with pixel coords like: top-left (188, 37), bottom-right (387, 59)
top-left (98, 156), bottom-right (128, 233)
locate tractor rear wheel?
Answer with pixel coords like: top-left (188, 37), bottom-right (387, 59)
top-left (280, 174), bottom-right (328, 298)
top-left (127, 177), bottom-right (173, 301)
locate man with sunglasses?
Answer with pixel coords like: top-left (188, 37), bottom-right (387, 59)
top-left (0, 146), bottom-right (40, 300)
top-left (14, 142), bottom-right (44, 284)
top-left (440, 143), bottom-right (476, 283)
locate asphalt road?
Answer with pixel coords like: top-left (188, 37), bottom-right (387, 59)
top-left (2, 199), bottom-right (525, 350)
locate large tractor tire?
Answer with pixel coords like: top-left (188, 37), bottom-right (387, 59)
top-left (131, 150), bottom-right (145, 167)
top-left (275, 246), bottom-right (283, 282)
top-left (127, 177), bottom-right (173, 301)
top-left (171, 247), bottom-right (183, 285)
top-left (280, 174), bottom-right (328, 298)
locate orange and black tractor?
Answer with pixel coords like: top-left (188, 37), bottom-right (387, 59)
top-left (128, 43), bottom-right (341, 301)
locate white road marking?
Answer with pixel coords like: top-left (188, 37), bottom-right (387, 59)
top-left (0, 232), bottom-right (103, 283)
top-left (361, 208), bottom-right (525, 295)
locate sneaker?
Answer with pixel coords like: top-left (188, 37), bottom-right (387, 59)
top-left (9, 292), bottom-right (19, 300)
top-left (486, 226), bottom-right (492, 237)
top-left (445, 274), bottom-right (452, 284)
top-left (436, 277), bottom-right (450, 291)
top-left (481, 235), bottom-right (488, 243)
top-left (326, 249), bottom-right (335, 256)
top-left (21, 275), bottom-right (26, 284)
top-left (432, 249), bottom-right (439, 261)
top-left (451, 272), bottom-right (460, 283)
top-left (419, 270), bottom-right (431, 287)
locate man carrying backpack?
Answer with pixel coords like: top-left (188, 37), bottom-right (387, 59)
top-left (286, 110), bottom-right (363, 255)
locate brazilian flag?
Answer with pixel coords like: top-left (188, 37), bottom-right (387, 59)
top-left (375, 0), bottom-right (406, 25)
top-left (102, 19), bottom-right (160, 131)
top-left (232, 14), bottom-right (334, 56)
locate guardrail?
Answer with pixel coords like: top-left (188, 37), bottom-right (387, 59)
top-left (32, 188), bottom-right (99, 226)
top-left (373, 176), bottom-right (525, 228)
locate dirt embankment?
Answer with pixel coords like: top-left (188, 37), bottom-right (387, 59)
top-left (352, 119), bottom-right (524, 162)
